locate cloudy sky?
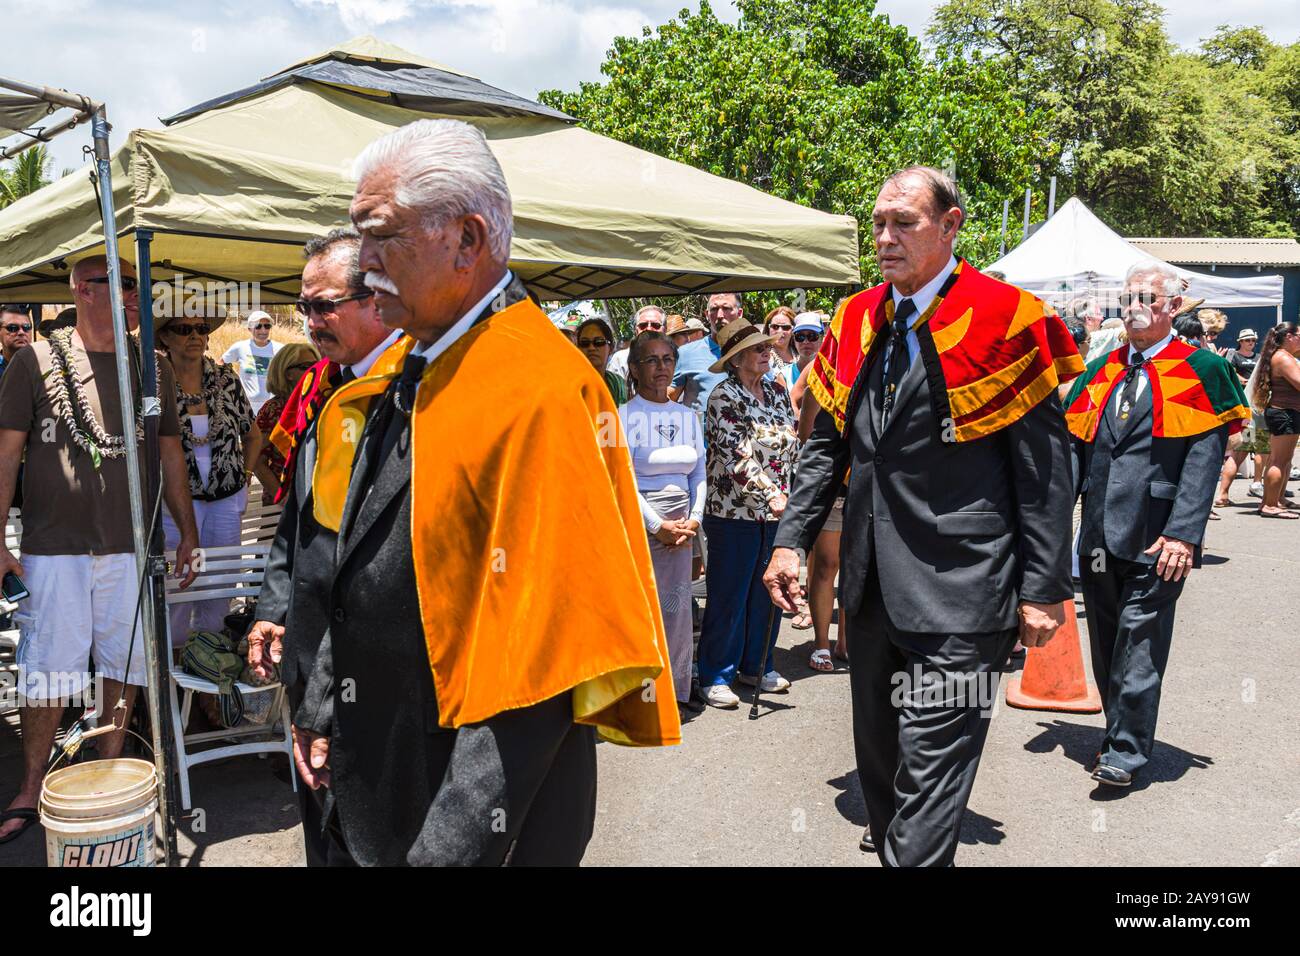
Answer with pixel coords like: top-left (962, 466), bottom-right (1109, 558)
top-left (4, 0), bottom-right (1295, 173)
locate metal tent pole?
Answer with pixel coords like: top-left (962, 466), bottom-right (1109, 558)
top-left (90, 108), bottom-right (178, 866)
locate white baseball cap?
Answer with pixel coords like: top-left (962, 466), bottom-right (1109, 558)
top-left (246, 310), bottom-right (272, 329)
top-left (793, 312), bottom-right (826, 335)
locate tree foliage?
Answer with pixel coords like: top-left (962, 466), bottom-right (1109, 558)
top-left (930, 1), bottom-right (1299, 237)
top-left (0, 144), bottom-right (55, 209)
top-left (540, 0), bottom-right (1049, 307)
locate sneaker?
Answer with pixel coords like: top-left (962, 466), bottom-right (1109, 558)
top-left (1249, 482), bottom-right (1264, 498)
top-left (738, 671), bottom-right (790, 693)
top-left (702, 684), bottom-right (740, 709)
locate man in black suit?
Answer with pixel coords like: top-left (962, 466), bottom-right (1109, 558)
top-left (764, 167), bottom-right (1078, 867)
top-left (1071, 262), bottom-right (1237, 788)
top-left (291, 119), bottom-right (677, 866)
top-left (246, 227), bottom-right (398, 865)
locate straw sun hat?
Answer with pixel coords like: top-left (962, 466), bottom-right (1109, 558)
top-left (708, 319), bottom-right (777, 373)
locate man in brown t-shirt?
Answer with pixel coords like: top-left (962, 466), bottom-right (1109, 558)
top-left (0, 256), bottom-right (199, 844)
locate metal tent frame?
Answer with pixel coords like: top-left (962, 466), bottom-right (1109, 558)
top-left (1, 76), bottom-right (179, 866)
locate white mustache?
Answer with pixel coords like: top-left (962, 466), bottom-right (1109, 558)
top-left (364, 272), bottom-right (400, 296)
top-left (1126, 311), bottom-right (1153, 330)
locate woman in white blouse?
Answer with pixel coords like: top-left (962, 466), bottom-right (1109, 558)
top-left (619, 331), bottom-right (708, 715)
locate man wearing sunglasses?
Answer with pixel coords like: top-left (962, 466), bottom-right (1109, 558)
top-left (0, 304), bottom-right (34, 386)
top-left (221, 310), bottom-right (284, 413)
top-left (608, 304), bottom-right (666, 390)
top-left (0, 256), bottom-right (199, 845)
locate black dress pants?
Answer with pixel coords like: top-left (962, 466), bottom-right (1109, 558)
top-left (847, 565), bottom-right (1017, 867)
top-left (1079, 552), bottom-right (1183, 774)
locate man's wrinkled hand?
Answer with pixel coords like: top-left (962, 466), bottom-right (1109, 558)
top-left (292, 725), bottom-right (330, 790)
top-left (1017, 601), bottom-right (1065, 648)
top-left (1145, 535), bottom-right (1194, 582)
top-left (246, 620), bottom-right (285, 681)
top-left (762, 546), bottom-right (803, 613)
top-left (174, 532), bottom-right (200, 589)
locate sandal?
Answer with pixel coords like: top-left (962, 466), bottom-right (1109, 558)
top-left (1208, 510), bottom-right (1221, 520)
top-left (1213, 497), bottom-right (1230, 508)
top-left (1256, 508), bottom-right (1298, 519)
top-left (791, 607), bottom-right (813, 630)
top-left (0, 807), bottom-right (39, 845)
top-left (809, 648), bottom-right (834, 672)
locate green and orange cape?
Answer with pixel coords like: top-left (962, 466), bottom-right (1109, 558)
top-left (808, 261), bottom-right (1085, 441)
top-left (1063, 339), bottom-right (1250, 441)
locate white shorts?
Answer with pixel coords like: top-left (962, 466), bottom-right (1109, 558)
top-left (13, 552), bottom-right (148, 699)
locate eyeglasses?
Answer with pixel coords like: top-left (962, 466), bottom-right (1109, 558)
top-left (578, 337), bottom-right (610, 349)
top-left (252, 322), bottom-right (273, 330)
top-left (85, 276), bottom-right (139, 292)
top-left (165, 323), bottom-right (211, 337)
top-left (636, 320), bottom-right (664, 331)
top-left (768, 324), bottom-right (792, 332)
top-left (636, 355), bottom-right (677, 368)
top-left (2, 323), bottom-right (32, 334)
top-left (295, 291), bottom-right (374, 317)
top-left (1118, 291), bottom-right (1169, 308)
top-left (793, 331), bottom-right (822, 343)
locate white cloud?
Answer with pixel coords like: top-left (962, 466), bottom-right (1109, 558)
top-left (2, 0), bottom-right (1291, 179)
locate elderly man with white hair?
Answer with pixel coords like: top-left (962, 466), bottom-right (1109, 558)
top-left (291, 118), bottom-right (679, 866)
top-left (608, 304), bottom-right (666, 386)
top-left (222, 309), bottom-right (283, 412)
top-left (1064, 260), bottom-right (1248, 788)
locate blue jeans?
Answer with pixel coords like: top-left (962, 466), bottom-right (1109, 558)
top-left (697, 515), bottom-right (780, 686)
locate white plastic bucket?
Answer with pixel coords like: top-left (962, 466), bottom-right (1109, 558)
top-left (40, 758), bottom-right (158, 867)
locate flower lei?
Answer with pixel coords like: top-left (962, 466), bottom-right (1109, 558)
top-left (46, 327), bottom-right (158, 470)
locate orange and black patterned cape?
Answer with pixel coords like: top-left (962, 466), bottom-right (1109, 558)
top-left (1063, 339), bottom-right (1249, 441)
top-left (808, 261), bottom-right (1086, 441)
top-left (267, 358), bottom-right (338, 502)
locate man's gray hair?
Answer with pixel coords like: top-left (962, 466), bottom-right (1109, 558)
top-left (884, 165), bottom-right (965, 222)
top-left (353, 118), bottom-right (513, 264)
top-left (635, 304), bottom-right (666, 321)
top-left (1125, 260), bottom-right (1181, 297)
top-left (303, 227), bottom-right (366, 294)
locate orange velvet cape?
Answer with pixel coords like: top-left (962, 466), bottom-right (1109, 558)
top-left (310, 299), bottom-right (680, 747)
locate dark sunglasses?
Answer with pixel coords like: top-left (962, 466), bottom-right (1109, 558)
top-left (252, 322), bottom-right (273, 330)
top-left (3, 323), bottom-right (32, 334)
top-left (86, 276), bottom-right (139, 292)
top-left (636, 321), bottom-right (664, 331)
top-left (578, 337), bottom-right (610, 349)
top-left (768, 323), bottom-right (792, 332)
top-left (1118, 291), bottom-right (1169, 308)
top-left (165, 322), bottom-right (211, 337)
top-left (295, 291), bottom-right (373, 317)
top-left (793, 331), bottom-right (822, 343)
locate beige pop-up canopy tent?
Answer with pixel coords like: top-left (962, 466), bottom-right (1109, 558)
top-left (0, 37), bottom-right (860, 302)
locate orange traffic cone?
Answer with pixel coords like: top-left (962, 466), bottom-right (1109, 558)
top-left (1005, 600), bottom-right (1102, 713)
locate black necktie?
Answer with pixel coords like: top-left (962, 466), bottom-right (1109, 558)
top-left (880, 298), bottom-right (917, 428)
top-left (338, 366), bottom-right (357, 385)
top-left (1116, 352), bottom-right (1146, 422)
top-left (392, 352), bottom-right (428, 417)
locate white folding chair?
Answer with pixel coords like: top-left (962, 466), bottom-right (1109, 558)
top-left (164, 543), bottom-right (295, 810)
top-left (240, 487), bottom-right (284, 546)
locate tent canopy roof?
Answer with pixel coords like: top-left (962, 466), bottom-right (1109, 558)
top-left (0, 38), bottom-right (859, 303)
top-left (988, 197), bottom-right (1283, 309)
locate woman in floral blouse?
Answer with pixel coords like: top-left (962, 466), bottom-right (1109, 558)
top-left (157, 311), bottom-right (260, 645)
top-left (696, 319), bottom-right (799, 708)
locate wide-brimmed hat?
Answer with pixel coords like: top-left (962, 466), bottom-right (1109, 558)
top-left (1237, 327), bottom-right (1258, 341)
top-left (155, 308), bottom-right (234, 337)
top-left (664, 313), bottom-right (687, 336)
top-left (708, 319), bottom-right (777, 373)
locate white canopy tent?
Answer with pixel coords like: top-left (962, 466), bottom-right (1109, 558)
top-left (988, 198), bottom-right (1285, 320)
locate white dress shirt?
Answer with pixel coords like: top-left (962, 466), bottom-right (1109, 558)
top-left (885, 255), bottom-right (959, 372)
top-left (1113, 331), bottom-right (1174, 414)
top-left (344, 329), bottom-right (401, 379)
top-left (410, 269), bottom-right (513, 365)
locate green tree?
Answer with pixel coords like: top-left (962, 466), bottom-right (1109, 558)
top-left (0, 143), bottom-right (55, 208)
top-left (540, 0), bottom-right (1047, 307)
top-left (930, 0), bottom-right (1299, 237)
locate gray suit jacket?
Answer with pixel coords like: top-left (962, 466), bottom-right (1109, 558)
top-left (775, 322), bottom-right (1075, 634)
top-left (1073, 380), bottom-right (1228, 568)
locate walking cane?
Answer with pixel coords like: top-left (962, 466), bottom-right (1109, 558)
top-left (748, 599), bottom-right (781, 721)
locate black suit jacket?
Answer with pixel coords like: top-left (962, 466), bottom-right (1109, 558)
top-left (257, 412), bottom-right (335, 711)
top-left (1073, 378), bottom-right (1228, 568)
top-left (299, 277), bottom-right (582, 866)
top-left (775, 322), bottom-right (1075, 634)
